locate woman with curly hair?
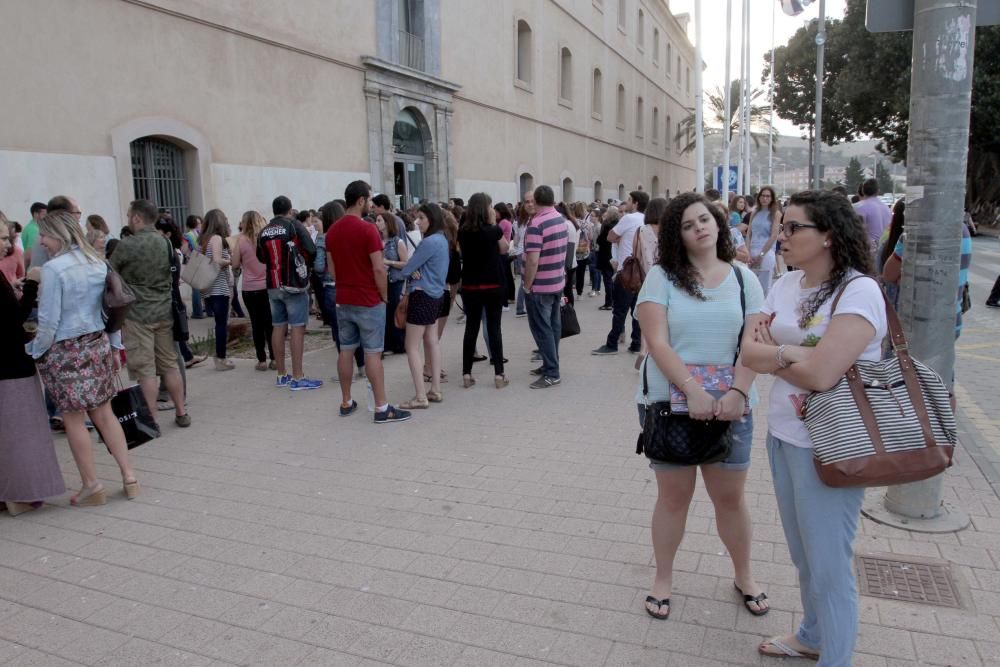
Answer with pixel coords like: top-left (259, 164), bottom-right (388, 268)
top-left (635, 192), bottom-right (767, 622)
top-left (743, 190), bottom-right (886, 665)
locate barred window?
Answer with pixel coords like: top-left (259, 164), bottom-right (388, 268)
top-left (131, 137), bottom-right (187, 222)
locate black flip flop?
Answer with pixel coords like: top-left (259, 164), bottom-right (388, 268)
top-left (734, 582), bottom-right (770, 616)
top-left (339, 400), bottom-right (358, 417)
top-left (644, 596), bottom-right (670, 620)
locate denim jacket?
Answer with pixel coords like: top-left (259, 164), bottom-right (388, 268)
top-left (26, 247), bottom-right (121, 359)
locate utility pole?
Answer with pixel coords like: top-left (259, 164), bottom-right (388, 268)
top-left (722, 0), bottom-right (733, 202)
top-left (768, 0), bottom-right (776, 186)
top-left (813, 0), bottom-right (826, 189)
top-left (742, 0), bottom-right (752, 193)
top-left (862, 0), bottom-right (977, 533)
top-left (694, 0), bottom-right (704, 193)
top-left (736, 0), bottom-right (746, 194)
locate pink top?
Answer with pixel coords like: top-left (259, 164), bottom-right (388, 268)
top-left (498, 218), bottom-right (513, 243)
top-left (238, 235), bottom-right (267, 291)
top-left (0, 246), bottom-right (25, 284)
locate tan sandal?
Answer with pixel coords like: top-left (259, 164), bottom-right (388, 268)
top-left (463, 375), bottom-right (475, 388)
top-left (71, 485), bottom-right (106, 507)
top-left (399, 396), bottom-right (430, 409)
top-left (426, 390), bottom-right (443, 403)
top-left (494, 375), bottom-right (509, 389)
top-left (123, 479), bottom-right (140, 500)
top-left (758, 636), bottom-right (819, 661)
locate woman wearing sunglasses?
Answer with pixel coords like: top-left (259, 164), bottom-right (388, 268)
top-left (743, 190), bottom-right (886, 665)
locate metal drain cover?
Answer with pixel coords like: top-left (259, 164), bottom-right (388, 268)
top-left (856, 555), bottom-right (962, 608)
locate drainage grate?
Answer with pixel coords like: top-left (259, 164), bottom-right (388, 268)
top-left (856, 555), bottom-right (962, 608)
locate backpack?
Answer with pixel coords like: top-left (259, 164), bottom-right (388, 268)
top-left (284, 230), bottom-right (310, 290)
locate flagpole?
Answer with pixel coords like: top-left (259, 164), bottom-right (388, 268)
top-left (721, 0), bottom-right (733, 201)
top-left (736, 0), bottom-right (746, 194)
top-left (742, 0), bottom-right (752, 194)
top-left (694, 0), bottom-right (704, 193)
top-left (768, 0), bottom-right (776, 186)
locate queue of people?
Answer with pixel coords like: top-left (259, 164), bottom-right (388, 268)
top-left (0, 182), bottom-right (969, 667)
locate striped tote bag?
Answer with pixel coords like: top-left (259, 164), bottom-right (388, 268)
top-left (801, 277), bottom-right (956, 488)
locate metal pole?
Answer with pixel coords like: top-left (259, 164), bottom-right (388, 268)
top-left (722, 0), bottom-right (733, 202)
top-left (768, 0), bottom-right (776, 186)
top-left (736, 0), bottom-right (746, 194)
top-left (744, 0), bottom-right (752, 193)
top-left (695, 0), bottom-right (705, 193)
top-left (865, 0), bottom-right (976, 533)
top-left (813, 0), bottom-right (826, 189)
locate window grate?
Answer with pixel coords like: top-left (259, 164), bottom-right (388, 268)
top-left (131, 138), bottom-right (188, 224)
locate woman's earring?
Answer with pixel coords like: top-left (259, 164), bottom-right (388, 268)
top-left (823, 241), bottom-right (830, 247)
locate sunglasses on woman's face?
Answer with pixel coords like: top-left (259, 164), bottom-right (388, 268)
top-left (779, 222), bottom-right (819, 236)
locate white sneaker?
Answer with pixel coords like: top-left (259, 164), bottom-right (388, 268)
top-left (502, 305), bottom-right (510, 312)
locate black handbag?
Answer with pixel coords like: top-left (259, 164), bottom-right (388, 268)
top-left (560, 302), bottom-right (581, 338)
top-left (97, 381), bottom-right (160, 450)
top-left (635, 266), bottom-right (746, 465)
top-left (166, 243), bottom-right (189, 342)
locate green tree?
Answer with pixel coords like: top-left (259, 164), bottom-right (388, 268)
top-left (676, 79), bottom-right (778, 155)
top-left (844, 157), bottom-right (865, 193)
top-left (767, 0), bottom-right (1000, 212)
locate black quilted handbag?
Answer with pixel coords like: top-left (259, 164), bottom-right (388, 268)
top-left (634, 266), bottom-right (746, 466)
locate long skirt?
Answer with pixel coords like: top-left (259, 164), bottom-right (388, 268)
top-left (0, 375), bottom-right (66, 503)
top-left (37, 331), bottom-right (116, 413)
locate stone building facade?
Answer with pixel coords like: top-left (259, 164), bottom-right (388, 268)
top-left (0, 0), bottom-right (696, 229)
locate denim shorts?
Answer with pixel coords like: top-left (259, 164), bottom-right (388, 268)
top-left (336, 303), bottom-right (386, 354)
top-left (267, 288), bottom-right (309, 327)
top-left (637, 403), bottom-right (754, 472)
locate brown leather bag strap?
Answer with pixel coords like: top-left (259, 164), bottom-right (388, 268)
top-left (832, 275), bottom-right (937, 450)
top-left (846, 364), bottom-right (887, 455)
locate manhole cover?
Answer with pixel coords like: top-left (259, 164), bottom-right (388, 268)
top-left (856, 555), bottom-right (962, 608)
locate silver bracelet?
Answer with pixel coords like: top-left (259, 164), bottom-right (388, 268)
top-left (775, 344), bottom-right (790, 370)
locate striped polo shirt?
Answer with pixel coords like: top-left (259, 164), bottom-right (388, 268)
top-left (524, 206), bottom-right (568, 293)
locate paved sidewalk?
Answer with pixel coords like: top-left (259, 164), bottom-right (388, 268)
top-left (2, 276), bottom-right (1000, 666)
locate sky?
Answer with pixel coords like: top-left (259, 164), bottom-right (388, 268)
top-left (669, 0), bottom-right (847, 136)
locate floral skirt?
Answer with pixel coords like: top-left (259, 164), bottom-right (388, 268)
top-left (37, 331), bottom-right (116, 413)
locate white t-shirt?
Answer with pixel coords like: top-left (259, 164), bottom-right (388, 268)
top-left (761, 271), bottom-right (888, 448)
top-left (564, 222), bottom-right (580, 269)
top-left (611, 211), bottom-right (644, 269)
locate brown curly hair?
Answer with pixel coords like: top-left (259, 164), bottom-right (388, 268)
top-left (656, 192), bottom-right (735, 300)
top-left (786, 190), bottom-right (874, 329)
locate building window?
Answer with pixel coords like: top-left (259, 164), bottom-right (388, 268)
top-left (666, 114), bottom-right (672, 152)
top-left (618, 183), bottom-right (626, 200)
top-left (559, 47), bottom-right (573, 105)
top-left (519, 173), bottom-right (534, 199)
top-left (636, 97), bottom-right (644, 138)
top-left (676, 55), bottom-right (681, 82)
top-left (651, 175), bottom-right (660, 197)
top-left (594, 180), bottom-right (603, 201)
top-left (618, 0), bottom-right (627, 31)
top-left (516, 20), bottom-right (533, 87)
top-left (562, 177), bottom-right (574, 203)
top-left (667, 42), bottom-right (672, 76)
top-left (653, 29), bottom-right (660, 64)
top-left (676, 120), bottom-right (683, 151)
top-left (131, 137), bottom-right (188, 223)
top-left (652, 107), bottom-right (659, 143)
top-left (397, 0), bottom-right (425, 71)
top-left (686, 66), bottom-right (691, 93)
top-left (637, 9), bottom-right (645, 51)
top-left (592, 68), bottom-right (603, 118)
top-left (616, 84), bottom-right (626, 129)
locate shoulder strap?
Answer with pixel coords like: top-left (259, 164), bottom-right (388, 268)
top-left (632, 226), bottom-right (642, 257)
top-left (732, 265), bottom-right (746, 365)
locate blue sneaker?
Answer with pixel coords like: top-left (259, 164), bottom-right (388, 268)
top-left (289, 377), bottom-right (323, 391)
top-left (275, 374), bottom-right (291, 388)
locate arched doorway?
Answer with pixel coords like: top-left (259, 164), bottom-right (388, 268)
top-left (562, 177), bottom-right (574, 203)
top-left (650, 175), bottom-right (660, 198)
top-left (593, 180), bottom-right (602, 202)
top-left (392, 108), bottom-right (428, 208)
top-left (618, 183), bottom-right (626, 201)
top-left (519, 173), bottom-right (534, 199)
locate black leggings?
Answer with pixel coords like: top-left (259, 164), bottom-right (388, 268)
top-left (503, 256), bottom-right (516, 304)
top-left (563, 269), bottom-right (575, 305)
top-left (574, 261), bottom-right (588, 295)
top-left (461, 289), bottom-right (505, 375)
top-left (205, 294), bottom-right (230, 359)
top-left (242, 289), bottom-right (274, 363)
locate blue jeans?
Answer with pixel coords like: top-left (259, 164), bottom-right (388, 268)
top-left (205, 294), bottom-right (230, 359)
top-left (190, 288), bottom-right (204, 318)
top-left (606, 278), bottom-right (641, 350)
top-left (525, 291), bottom-right (561, 379)
top-left (323, 286), bottom-right (364, 368)
top-left (337, 303), bottom-right (386, 355)
top-left (515, 280), bottom-right (527, 315)
top-left (588, 252), bottom-right (601, 292)
top-left (767, 434), bottom-right (865, 667)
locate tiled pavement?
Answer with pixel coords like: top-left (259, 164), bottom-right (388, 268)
top-left (3, 241), bottom-right (1000, 666)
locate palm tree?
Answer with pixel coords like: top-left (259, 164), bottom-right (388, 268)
top-left (675, 79), bottom-right (778, 155)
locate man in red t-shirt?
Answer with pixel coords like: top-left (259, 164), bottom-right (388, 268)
top-left (327, 181), bottom-right (410, 423)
